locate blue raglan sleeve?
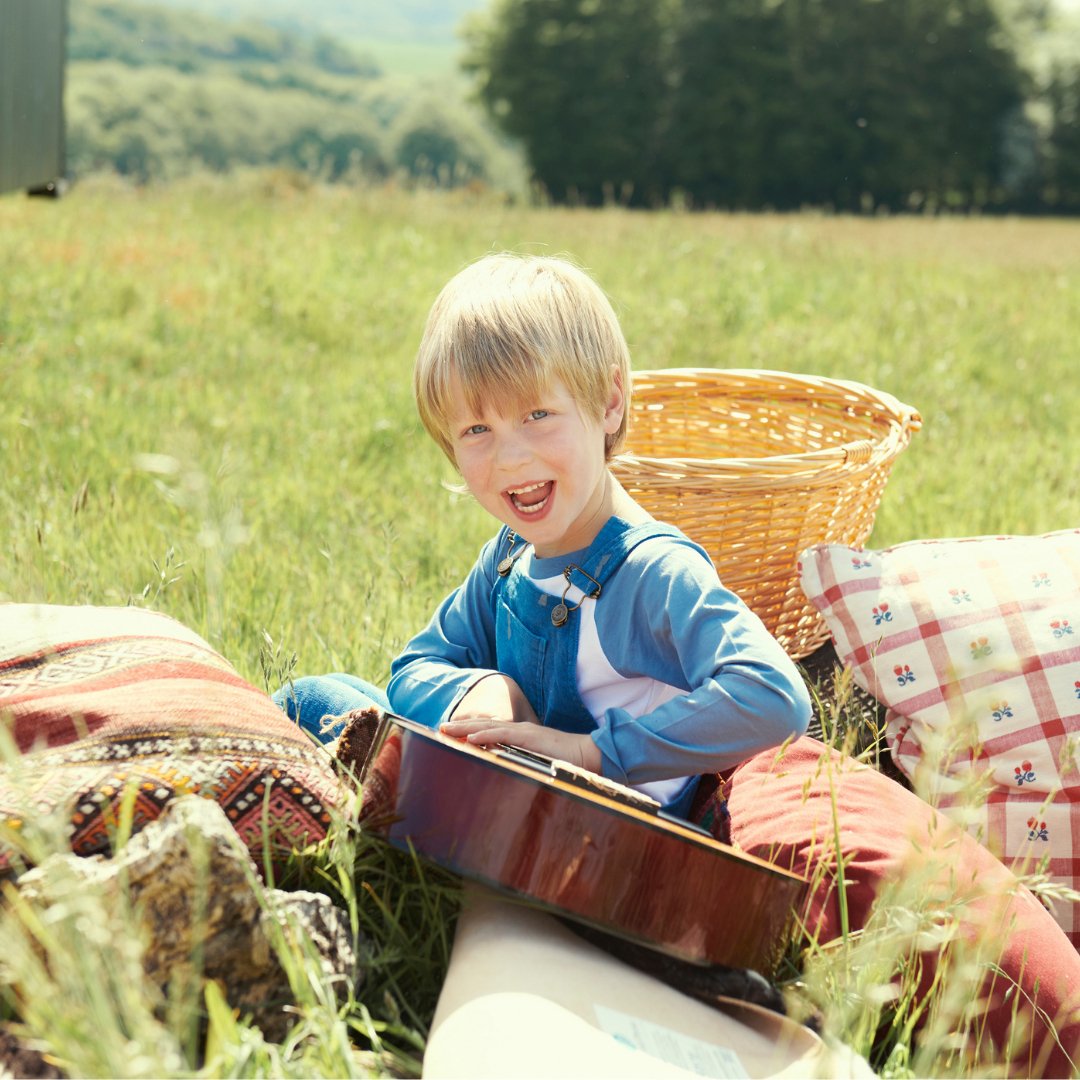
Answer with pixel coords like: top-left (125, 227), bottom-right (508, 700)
top-left (590, 541), bottom-right (812, 785)
top-left (386, 533), bottom-right (504, 728)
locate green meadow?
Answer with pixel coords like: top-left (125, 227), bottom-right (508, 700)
top-left (5, 175), bottom-right (1078, 680)
top-left (2, 173), bottom-right (1080, 1075)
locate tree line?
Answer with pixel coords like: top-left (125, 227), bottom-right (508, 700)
top-left (463, 0), bottom-right (1080, 212)
top-left (66, 0), bottom-right (1080, 212)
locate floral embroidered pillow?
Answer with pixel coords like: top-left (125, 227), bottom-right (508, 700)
top-left (798, 529), bottom-right (1080, 946)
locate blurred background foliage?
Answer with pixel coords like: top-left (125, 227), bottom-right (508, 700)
top-left (65, 0), bottom-right (1080, 211)
top-left (65, 0), bottom-right (526, 190)
top-left (463, 0), bottom-right (1080, 210)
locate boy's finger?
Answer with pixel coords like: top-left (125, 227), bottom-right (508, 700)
top-left (441, 715), bottom-right (508, 730)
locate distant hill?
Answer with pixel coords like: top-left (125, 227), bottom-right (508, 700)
top-left (127, 0), bottom-right (488, 45)
top-left (65, 0), bottom-right (525, 190)
top-left (71, 0), bottom-right (383, 76)
top-left (121, 0), bottom-right (490, 75)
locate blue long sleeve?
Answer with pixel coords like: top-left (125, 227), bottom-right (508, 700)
top-left (591, 544), bottom-right (812, 781)
top-left (387, 536), bottom-right (502, 726)
top-left (387, 524), bottom-right (812, 787)
top-left (585, 540), bottom-right (811, 784)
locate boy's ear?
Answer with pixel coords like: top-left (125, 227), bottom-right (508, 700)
top-left (602, 364), bottom-right (625, 434)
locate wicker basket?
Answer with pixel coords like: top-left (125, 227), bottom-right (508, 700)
top-left (611, 368), bottom-right (921, 660)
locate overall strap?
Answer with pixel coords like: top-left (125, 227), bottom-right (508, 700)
top-left (564, 518), bottom-right (688, 597)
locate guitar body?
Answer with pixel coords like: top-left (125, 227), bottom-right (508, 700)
top-left (361, 713), bottom-right (807, 975)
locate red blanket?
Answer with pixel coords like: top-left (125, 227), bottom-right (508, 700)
top-left (0, 604), bottom-right (342, 869)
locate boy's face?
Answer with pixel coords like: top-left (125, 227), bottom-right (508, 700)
top-left (446, 370), bottom-right (623, 559)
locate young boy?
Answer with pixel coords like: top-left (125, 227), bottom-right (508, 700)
top-left (279, 253), bottom-right (810, 821)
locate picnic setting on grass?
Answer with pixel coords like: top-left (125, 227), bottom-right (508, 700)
top-left (4, 0), bottom-right (1080, 1069)
top-left (3, 242), bottom-right (1080, 1079)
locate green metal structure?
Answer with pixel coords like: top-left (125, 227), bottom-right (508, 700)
top-left (0, 0), bottom-right (67, 195)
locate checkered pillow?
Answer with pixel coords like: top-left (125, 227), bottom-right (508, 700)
top-left (798, 529), bottom-right (1080, 945)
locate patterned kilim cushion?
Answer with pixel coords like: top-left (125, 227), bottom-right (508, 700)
top-left (798, 529), bottom-right (1080, 945)
top-left (0, 603), bottom-right (343, 870)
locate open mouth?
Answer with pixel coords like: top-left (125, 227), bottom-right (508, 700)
top-left (507, 481), bottom-right (553, 515)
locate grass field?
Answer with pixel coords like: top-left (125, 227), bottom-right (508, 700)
top-left (2, 172), bottom-right (1080, 1075)
top-left (4, 174), bottom-right (1078, 680)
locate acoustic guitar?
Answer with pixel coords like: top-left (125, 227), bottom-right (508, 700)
top-left (358, 711), bottom-right (807, 976)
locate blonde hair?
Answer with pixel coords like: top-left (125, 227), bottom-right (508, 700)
top-left (414, 253), bottom-right (632, 464)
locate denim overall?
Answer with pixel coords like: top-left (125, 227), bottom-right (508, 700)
top-left (491, 516), bottom-right (690, 738)
top-left (277, 518), bottom-right (706, 817)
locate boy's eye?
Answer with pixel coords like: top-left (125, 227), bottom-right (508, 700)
top-left (527, 409), bottom-right (549, 421)
top-left (464, 424), bottom-right (488, 436)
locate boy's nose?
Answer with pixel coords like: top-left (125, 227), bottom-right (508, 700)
top-left (493, 432), bottom-right (531, 470)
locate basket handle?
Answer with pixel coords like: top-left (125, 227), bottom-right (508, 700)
top-left (842, 440), bottom-right (875, 464)
top-left (843, 401), bottom-right (920, 464)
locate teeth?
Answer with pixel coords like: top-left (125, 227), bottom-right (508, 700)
top-left (508, 481), bottom-right (550, 515)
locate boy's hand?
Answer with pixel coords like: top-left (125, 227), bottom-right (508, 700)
top-left (445, 673), bottom-right (602, 773)
top-left (439, 716), bottom-right (602, 775)
top-left (450, 673), bottom-right (539, 725)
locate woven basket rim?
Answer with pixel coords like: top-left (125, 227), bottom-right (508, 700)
top-left (620, 367), bottom-right (921, 478)
top-left (614, 368), bottom-right (920, 656)
top-left (629, 366), bottom-right (916, 401)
